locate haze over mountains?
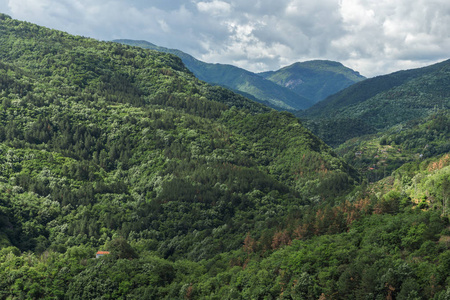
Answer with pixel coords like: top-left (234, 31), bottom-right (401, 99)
top-left (115, 39), bottom-right (365, 111)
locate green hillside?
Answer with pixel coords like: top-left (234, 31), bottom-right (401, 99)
top-left (259, 60), bottom-right (365, 104)
top-left (0, 13), bottom-right (364, 297)
top-left (0, 12), bottom-right (357, 255)
top-left (114, 39), bottom-right (313, 110)
top-left (1, 14), bottom-right (450, 299)
top-left (299, 59), bottom-right (450, 146)
top-left (336, 111), bottom-right (450, 182)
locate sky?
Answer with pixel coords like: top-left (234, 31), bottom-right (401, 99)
top-left (0, 0), bottom-right (449, 78)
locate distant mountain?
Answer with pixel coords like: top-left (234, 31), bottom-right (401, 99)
top-left (114, 39), bottom-right (313, 110)
top-left (259, 60), bottom-right (365, 104)
top-left (299, 59), bottom-right (450, 146)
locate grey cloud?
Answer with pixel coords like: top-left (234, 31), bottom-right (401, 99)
top-left (0, 0), bottom-right (11, 14)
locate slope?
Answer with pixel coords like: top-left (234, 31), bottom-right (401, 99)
top-left (299, 59), bottom-right (450, 146)
top-left (259, 60), bottom-right (365, 104)
top-left (114, 39), bottom-right (313, 110)
top-left (0, 13), bottom-right (356, 262)
top-left (336, 111), bottom-right (450, 182)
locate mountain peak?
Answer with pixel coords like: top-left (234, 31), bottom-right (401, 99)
top-left (300, 58), bottom-right (450, 146)
top-left (259, 60), bottom-right (365, 104)
top-left (292, 60), bottom-right (344, 67)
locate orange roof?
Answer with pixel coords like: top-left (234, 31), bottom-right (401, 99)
top-left (96, 251), bottom-right (110, 254)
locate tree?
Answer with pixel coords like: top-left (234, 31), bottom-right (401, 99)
top-left (442, 176), bottom-right (449, 216)
top-left (106, 237), bottom-right (138, 259)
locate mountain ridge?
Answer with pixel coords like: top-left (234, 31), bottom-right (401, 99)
top-left (114, 39), bottom-right (313, 110)
top-left (114, 39), bottom-right (365, 110)
top-left (1, 13), bottom-right (450, 299)
top-left (0, 12), bottom-right (356, 261)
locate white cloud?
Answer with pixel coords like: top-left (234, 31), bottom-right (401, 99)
top-left (197, 0), bottom-right (231, 16)
top-left (326, 0), bottom-right (450, 76)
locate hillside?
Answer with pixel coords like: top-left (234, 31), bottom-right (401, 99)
top-left (0, 12), bottom-right (358, 251)
top-left (299, 59), bottom-right (450, 146)
top-left (0, 13), bottom-right (367, 296)
top-left (336, 111), bottom-right (450, 182)
top-left (114, 39), bottom-right (313, 110)
top-left (259, 60), bottom-right (365, 104)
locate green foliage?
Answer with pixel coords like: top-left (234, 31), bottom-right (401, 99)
top-left (335, 111), bottom-right (450, 182)
top-left (106, 237), bottom-right (138, 259)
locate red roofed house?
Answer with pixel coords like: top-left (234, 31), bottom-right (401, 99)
top-left (96, 251), bottom-right (110, 258)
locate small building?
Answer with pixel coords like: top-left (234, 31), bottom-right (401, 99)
top-left (96, 251), bottom-right (110, 258)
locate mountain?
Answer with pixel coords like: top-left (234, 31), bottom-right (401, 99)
top-left (0, 11), bottom-right (358, 254)
top-left (299, 59), bottom-right (450, 146)
top-left (1, 14), bottom-right (450, 300)
top-left (0, 13), bottom-right (369, 297)
top-left (114, 39), bottom-right (313, 110)
top-left (259, 60), bottom-right (365, 104)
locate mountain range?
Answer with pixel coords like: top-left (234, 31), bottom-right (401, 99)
top-left (115, 39), bottom-right (365, 110)
top-left (0, 13), bottom-right (449, 299)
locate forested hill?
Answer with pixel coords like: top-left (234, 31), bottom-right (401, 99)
top-left (0, 13), bottom-right (365, 297)
top-left (114, 39), bottom-right (313, 111)
top-left (259, 60), bottom-right (365, 104)
top-left (299, 59), bottom-right (450, 146)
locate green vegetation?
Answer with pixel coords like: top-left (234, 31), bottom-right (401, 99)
top-left (259, 60), bottom-right (365, 104)
top-left (0, 13), bottom-right (449, 299)
top-left (336, 111), bottom-right (450, 182)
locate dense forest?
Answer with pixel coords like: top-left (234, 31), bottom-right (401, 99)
top-left (0, 13), bottom-right (449, 299)
top-left (335, 111), bottom-right (450, 183)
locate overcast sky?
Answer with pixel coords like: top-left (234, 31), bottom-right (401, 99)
top-left (0, 0), bottom-right (449, 77)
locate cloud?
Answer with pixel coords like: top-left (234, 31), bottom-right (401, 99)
top-left (197, 0), bottom-right (231, 16)
top-left (2, 0), bottom-right (449, 77)
top-left (195, 0), bottom-right (347, 72)
top-left (330, 0), bottom-right (450, 76)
